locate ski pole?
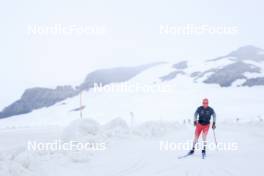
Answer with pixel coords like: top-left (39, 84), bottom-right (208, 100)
top-left (213, 129), bottom-right (218, 151)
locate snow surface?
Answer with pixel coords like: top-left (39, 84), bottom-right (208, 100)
top-left (0, 118), bottom-right (263, 176)
top-left (0, 63), bottom-right (264, 175)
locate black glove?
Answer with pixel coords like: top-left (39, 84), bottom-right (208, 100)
top-left (194, 121), bottom-right (197, 126)
top-left (212, 122), bottom-right (216, 129)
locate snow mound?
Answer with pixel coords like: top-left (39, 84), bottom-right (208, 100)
top-left (62, 119), bottom-right (101, 142)
top-left (103, 118), bottom-right (130, 138)
top-left (62, 118), bottom-right (185, 139)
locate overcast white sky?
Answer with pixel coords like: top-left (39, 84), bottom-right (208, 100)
top-left (0, 0), bottom-right (264, 108)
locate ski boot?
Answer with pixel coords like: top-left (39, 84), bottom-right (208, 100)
top-left (188, 148), bottom-right (195, 155)
top-left (202, 149), bottom-right (206, 159)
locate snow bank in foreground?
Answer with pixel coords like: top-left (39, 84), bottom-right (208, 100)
top-left (1, 118), bottom-right (264, 176)
top-left (0, 118), bottom-right (183, 176)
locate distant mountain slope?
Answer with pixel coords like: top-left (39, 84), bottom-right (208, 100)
top-left (0, 86), bottom-right (78, 118)
top-left (0, 63), bottom-right (163, 119)
top-left (192, 46), bottom-right (264, 87)
top-left (203, 62), bottom-right (261, 87)
top-left (208, 45), bottom-right (264, 62)
top-left (1, 45), bottom-right (264, 119)
top-left (80, 62), bottom-right (164, 90)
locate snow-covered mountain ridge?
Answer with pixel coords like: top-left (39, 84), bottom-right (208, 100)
top-left (0, 45), bottom-right (264, 122)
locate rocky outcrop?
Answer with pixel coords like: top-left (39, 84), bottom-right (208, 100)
top-left (203, 62), bottom-right (261, 87)
top-left (172, 61), bottom-right (188, 70)
top-left (242, 77), bottom-right (264, 87)
top-left (0, 86), bottom-right (78, 118)
top-left (160, 71), bottom-right (185, 81)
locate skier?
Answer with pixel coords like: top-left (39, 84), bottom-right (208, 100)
top-left (189, 98), bottom-right (216, 157)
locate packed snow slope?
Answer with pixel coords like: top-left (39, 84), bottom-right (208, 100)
top-left (0, 62), bottom-right (263, 128)
top-left (0, 118), bottom-right (263, 176)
